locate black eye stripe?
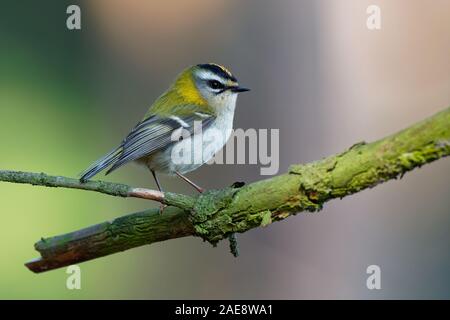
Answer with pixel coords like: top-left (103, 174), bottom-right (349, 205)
top-left (207, 80), bottom-right (225, 90)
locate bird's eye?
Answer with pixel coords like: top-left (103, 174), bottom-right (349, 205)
top-left (207, 80), bottom-right (224, 90)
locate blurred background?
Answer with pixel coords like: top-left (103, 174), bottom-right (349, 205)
top-left (0, 0), bottom-right (449, 299)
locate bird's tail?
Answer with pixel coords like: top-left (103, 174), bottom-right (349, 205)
top-left (79, 146), bottom-right (122, 182)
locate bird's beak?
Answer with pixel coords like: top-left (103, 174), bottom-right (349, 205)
top-left (230, 86), bottom-right (250, 93)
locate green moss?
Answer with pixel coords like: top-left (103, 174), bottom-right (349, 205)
top-left (260, 210), bottom-right (272, 227)
top-left (188, 188), bottom-right (240, 244)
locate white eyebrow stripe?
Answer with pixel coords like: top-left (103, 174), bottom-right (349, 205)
top-left (197, 70), bottom-right (226, 83)
top-left (170, 116), bottom-right (190, 128)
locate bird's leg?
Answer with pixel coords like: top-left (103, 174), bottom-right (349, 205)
top-left (175, 171), bottom-right (204, 193)
top-left (151, 169), bottom-right (167, 214)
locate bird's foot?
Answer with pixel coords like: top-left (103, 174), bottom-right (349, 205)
top-left (175, 171), bottom-right (205, 193)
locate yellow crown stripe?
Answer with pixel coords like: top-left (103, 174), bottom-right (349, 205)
top-left (209, 63), bottom-right (233, 78)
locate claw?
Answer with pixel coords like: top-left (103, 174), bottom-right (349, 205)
top-left (197, 186), bottom-right (205, 193)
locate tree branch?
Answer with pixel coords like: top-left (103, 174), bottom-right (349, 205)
top-left (0, 170), bottom-right (196, 209)
top-left (1, 106), bottom-right (449, 273)
top-left (25, 207), bottom-right (194, 273)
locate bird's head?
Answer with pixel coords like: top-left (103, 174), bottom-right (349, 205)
top-left (172, 63), bottom-right (249, 113)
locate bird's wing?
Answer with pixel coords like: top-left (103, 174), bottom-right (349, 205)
top-left (105, 111), bottom-right (215, 175)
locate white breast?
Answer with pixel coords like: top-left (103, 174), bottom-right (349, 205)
top-left (148, 96), bottom-right (237, 175)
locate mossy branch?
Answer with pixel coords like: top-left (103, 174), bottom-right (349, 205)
top-left (1, 106), bottom-right (449, 273)
top-left (0, 170), bottom-right (195, 209)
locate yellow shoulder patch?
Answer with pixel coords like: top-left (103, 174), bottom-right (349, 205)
top-left (175, 69), bottom-right (207, 106)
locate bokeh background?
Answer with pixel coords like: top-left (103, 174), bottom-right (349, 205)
top-left (0, 0), bottom-right (449, 299)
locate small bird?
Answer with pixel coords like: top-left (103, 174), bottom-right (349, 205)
top-left (80, 63), bottom-right (249, 209)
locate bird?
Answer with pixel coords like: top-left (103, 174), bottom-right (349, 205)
top-left (79, 63), bottom-right (249, 211)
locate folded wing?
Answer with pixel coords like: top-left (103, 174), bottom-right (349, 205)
top-left (79, 111), bottom-right (214, 181)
